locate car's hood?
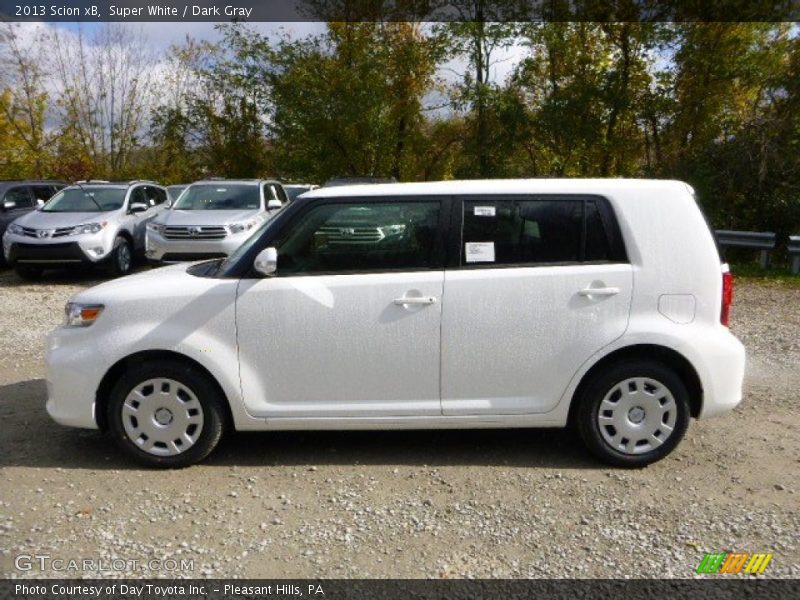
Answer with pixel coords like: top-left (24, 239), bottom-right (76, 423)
top-left (14, 210), bottom-right (116, 228)
top-left (157, 209), bottom-right (261, 227)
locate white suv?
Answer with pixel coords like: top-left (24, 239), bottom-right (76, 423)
top-left (45, 179), bottom-right (745, 468)
top-left (145, 179), bottom-right (286, 264)
top-left (3, 181), bottom-right (168, 278)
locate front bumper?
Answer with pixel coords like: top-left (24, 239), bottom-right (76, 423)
top-left (145, 230), bottom-right (251, 262)
top-left (3, 232), bottom-right (113, 266)
top-left (45, 327), bottom-right (104, 429)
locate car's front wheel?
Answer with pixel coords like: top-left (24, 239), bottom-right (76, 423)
top-left (106, 236), bottom-right (132, 277)
top-left (576, 360), bottom-right (690, 468)
top-left (107, 360), bottom-right (227, 468)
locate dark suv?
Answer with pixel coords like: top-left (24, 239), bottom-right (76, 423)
top-left (0, 181), bottom-right (66, 262)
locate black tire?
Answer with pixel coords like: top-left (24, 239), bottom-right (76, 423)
top-left (106, 236), bottom-right (132, 277)
top-left (575, 360), bottom-right (690, 468)
top-left (106, 360), bottom-right (227, 468)
top-left (15, 265), bottom-right (44, 280)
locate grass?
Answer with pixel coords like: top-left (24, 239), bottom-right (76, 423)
top-left (728, 261), bottom-right (800, 287)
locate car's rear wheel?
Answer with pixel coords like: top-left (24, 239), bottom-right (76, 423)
top-left (15, 265), bottom-right (44, 280)
top-left (576, 360), bottom-right (690, 468)
top-left (107, 236), bottom-right (132, 277)
top-left (107, 360), bottom-right (226, 468)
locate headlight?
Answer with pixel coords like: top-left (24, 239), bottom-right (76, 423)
top-left (8, 223), bottom-right (23, 235)
top-left (70, 222), bottom-right (106, 236)
top-left (146, 222), bottom-right (164, 233)
top-left (228, 218), bottom-right (260, 234)
top-left (64, 302), bottom-right (104, 327)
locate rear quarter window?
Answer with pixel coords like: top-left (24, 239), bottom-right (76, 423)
top-left (460, 196), bottom-right (625, 266)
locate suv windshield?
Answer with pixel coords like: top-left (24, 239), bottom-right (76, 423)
top-left (42, 187), bottom-right (126, 212)
top-left (173, 184), bottom-right (260, 211)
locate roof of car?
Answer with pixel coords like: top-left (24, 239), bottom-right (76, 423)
top-left (191, 179), bottom-right (282, 185)
top-left (303, 178), bottom-right (691, 199)
top-left (0, 179), bottom-right (66, 186)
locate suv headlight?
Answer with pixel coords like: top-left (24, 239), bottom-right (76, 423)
top-left (70, 222), bottom-right (106, 236)
top-left (64, 302), bottom-right (104, 327)
top-left (146, 222), bottom-right (164, 234)
top-left (228, 218), bottom-right (260, 234)
top-left (8, 223), bottom-right (23, 235)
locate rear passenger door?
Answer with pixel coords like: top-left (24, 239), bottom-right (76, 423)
top-left (441, 195), bottom-right (633, 416)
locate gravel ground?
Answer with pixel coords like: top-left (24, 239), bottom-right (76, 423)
top-left (0, 268), bottom-right (798, 579)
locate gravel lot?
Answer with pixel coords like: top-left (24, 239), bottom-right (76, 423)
top-left (0, 268), bottom-right (798, 579)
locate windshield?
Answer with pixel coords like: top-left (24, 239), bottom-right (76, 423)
top-left (286, 186), bottom-right (311, 202)
top-left (167, 185), bottom-right (187, 198)
top-left (42, 187), bottom-right (126, 212)
top-left (173, 184), bottom-right (260, 211)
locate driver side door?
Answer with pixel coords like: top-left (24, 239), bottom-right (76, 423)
top-left (235, 198), bottom-right (447, 419)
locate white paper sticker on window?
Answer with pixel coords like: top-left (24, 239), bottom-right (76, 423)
top-left (465, 242), bottom-right (495, 263)
top-left (473, 206), bottom-right (496, 217)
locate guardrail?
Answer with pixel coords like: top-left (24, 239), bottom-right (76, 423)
top-left (789, 235), bottom-right (800, 275)
top-left (715, 230), bottom-right (777, 269)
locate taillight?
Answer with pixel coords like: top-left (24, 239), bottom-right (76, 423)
top-left (721, 270), bottom-right (733, 327)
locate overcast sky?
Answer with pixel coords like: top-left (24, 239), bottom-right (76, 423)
top-left (39, 20), bottom-right (526, 86)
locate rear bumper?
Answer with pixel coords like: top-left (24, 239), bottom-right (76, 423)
top-left (684, 327), bottom-right (746, 419)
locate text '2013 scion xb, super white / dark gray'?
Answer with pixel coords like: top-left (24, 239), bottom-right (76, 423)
top-left (45, 179), bottom-right (745, 468)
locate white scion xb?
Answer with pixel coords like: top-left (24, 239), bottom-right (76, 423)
top-left (45, 179), bottom-right (745, 468)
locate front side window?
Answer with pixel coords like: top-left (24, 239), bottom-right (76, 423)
top-left (4, 187), bottom-right (33, 208)
top-left (173, 184), bottom-right (260, 210)
top-left (461, 198), bottom-right (614, 266)
top-left (42, 187), bottom-right (126, 212)
top-left (277, 201), bottom-right (441, 274)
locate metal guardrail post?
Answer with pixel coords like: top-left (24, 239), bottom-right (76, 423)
top-left (715, 230), bottom-right (777, 269)
top-left (789, 236), bottom-right (800, 275)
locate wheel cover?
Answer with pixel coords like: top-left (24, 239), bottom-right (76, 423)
top-left (117, 242), bottom-right (131, 272)
top-left (121, 378), bottom-right (204, 456)
top-left (597, 377), bottom-right (677, 455)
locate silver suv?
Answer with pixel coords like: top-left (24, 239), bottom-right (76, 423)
top-left (145, 179), bottom-right (286, 264)
top-left (2, 180), bottom-right (168, 279)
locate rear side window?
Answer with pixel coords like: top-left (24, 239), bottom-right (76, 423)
top-left (461, 197), bottom-right (618, 266)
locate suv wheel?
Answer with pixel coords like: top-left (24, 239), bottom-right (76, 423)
top-left (107, 236), bottom-right (132, 276)
top-left (15, 265), bottom-right (44, 280)
top-left (576, 360), bottom-right (690, 468)
top-left (107, 360), bottom-right (226, 468)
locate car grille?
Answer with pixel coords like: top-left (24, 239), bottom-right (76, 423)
top-left (163, 226), bottom-right (228, 240)
top-left (20, 226), bottom-right (77, 239)
top-left (316, 226), bottom-right (384, 244)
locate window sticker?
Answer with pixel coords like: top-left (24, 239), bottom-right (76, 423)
top-left (465, 242), bottom-right (495, 263)
top-left (473, 206), bottom-right (496, 217)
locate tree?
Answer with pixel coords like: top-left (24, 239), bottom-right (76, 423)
top-left (46, 24), bottom-right (156, 178)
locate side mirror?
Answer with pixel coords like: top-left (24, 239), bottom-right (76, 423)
top-left (254, 247), bottom-right (278, 277)
top-left (3, 200), bottom-right (17, 210)
top-left (129, 202), bottom-right (148, 214)
top-left (267, 199), bottom-right (282, 210)
top-left (36, 199), bottom-right (45, 207)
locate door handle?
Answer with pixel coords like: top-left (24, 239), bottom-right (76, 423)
top-left (578, 286), bottom-right (620, 297)
top-left (393, 296), bottom-right (437, 306)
